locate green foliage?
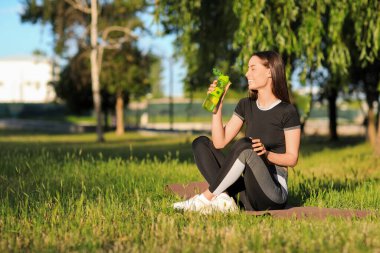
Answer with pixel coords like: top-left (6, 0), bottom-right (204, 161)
top-left (344, 1), bottom-right (380, 108)
top-left (349, 0), bottom-right (380, 66)
top-left (21, 0), bottom-right (88, 55)
top-left (326, 1), bottom-right (350, 75)
top-left (233, 0), bottom-right (300, 69)
top-left (293, 91), bottom-right (312, 122)
top-left (157, 0), bottom-right (241, 92)
top-left (0, 131), bottom-right (379, 251)
top-left (21, 0), bottom-right (147, 55)
top-left (157, 0), bottom-right (380, 108)
top-left (100, 43), bottom-right (158, 99)
top-left (53, 49), bottom-right (93, 113)
top-left (53, 44), bottom-right (159, 113)
top-left (21, 0), bottom-right (163, 110)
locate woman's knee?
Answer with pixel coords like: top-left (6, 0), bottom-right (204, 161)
top-left (192, 136), bottom-right (211, 150)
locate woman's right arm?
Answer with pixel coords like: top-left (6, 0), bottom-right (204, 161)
top-left (208, 80), bottom-right (243, 149)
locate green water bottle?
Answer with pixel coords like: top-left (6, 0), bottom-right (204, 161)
top-left (202, 68), bottom-right (230, 113)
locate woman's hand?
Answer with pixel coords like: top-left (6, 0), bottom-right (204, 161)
top-left (207, 80), bottom-right (231, 103)
top-left (207, 80), bottom-right (218, 94)
top-left (251, 138), bottom-right (268, 157)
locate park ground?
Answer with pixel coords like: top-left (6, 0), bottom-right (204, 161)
top-left (0, 130), bottom-right (379, 252)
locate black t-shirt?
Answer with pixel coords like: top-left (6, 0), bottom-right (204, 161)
top-left (234, 97), bottom-right (301, 154)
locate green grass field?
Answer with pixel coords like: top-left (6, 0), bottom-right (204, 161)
top-left (0, 130), bottom-right (379, 252)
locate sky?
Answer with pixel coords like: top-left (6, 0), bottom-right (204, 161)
top-left (0, 0), bottom-right (185, 97)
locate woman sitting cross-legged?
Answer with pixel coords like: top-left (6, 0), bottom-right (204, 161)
top-left (173, 51), bottom-right (301, 213)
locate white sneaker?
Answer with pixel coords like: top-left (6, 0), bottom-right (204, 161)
top-left (173, 194), bottom-right (212, 214)
top-left (210, 193), bottom-right (239, 213)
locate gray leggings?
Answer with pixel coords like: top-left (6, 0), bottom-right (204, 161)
top-left (192, 136), bottom-right (288, 211)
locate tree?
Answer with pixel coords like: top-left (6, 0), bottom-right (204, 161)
top-left (234, 0), bottom-right (353, 141)
top-left (348, 59), bottom-right (380, 146)
top-left (157, 0), bottom-right (324, 134)
top-left (320, 0), bottom-right (351, 141)
top-left (156, 0), bottom-right (241, 93)
top-left (21, 0), bottom-right (147, 141)
top-left (343, 0), bottom-right (380, 147)
top-left (157, 0), bottom-right (380, 146)
top-left (100, 43), bottom-right (159, 134)
top-left (51, 41), bottom-right (159, 134)
top-left (53, 48), bottom-right (93, 114)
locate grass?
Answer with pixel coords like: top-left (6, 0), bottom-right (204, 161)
top-left (0, 130), bottom-right (379, 252)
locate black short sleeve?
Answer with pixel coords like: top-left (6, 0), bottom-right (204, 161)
top-left (282, 104), bottom-right (301, 131)
top-left (233, 98), bottom-right (246, 121)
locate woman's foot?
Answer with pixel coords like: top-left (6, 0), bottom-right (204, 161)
top-left (173, 193), bottom-right (238, 214)
top-left (210, 193), bottom-right (238, 213)
top-left (173, 194), bottom-right (212, 214)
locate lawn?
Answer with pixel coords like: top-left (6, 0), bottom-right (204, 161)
top-left (0, 130), bottom-right (379, 252)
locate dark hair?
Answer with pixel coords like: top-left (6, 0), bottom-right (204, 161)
top-left (249, 51), bottom-right (290, 103)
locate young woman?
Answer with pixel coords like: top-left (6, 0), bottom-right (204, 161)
top-left (173, 51), bottom-right (301, 213)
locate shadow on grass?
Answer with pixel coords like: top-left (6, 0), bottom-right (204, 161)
top-left (287, 176), bottom-right (379, 207)
top-left (0, 130), bottom-right (376, 211)
top-left (299, 135), bottom-right (366, 157)
top-left (0, 129), bottom-right (195, 163)
top-left (0, 129), bottom-right (369, 164)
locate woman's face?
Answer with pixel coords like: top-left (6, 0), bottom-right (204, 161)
top-left (245, 56), bottom-right (271, 90)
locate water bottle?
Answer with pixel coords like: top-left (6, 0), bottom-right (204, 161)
top-left (202, 68), bottom-right (230, 113)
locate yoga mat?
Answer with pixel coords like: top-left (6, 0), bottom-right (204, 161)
top-left (166, 182), bottom-right (374, 219)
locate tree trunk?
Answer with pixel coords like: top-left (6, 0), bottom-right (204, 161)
top-left (364, 86), bottom-right (378, 146)
top-left (90, 0), bottom-right (104, 142)
top-left (376, 99), bottom-right (380, 155)
top-left (115, 91), bottom-right (125, 135)
top-left (103, 108), bottom-right (109, 131)
top-left (298, 92), bottom-right (314, 136)
top-left (298, 69), bottom-right (315, 136)
top-left (328, 87), bottom-right (338, 141)
top-left (168, 57), bottom-right (174, 130)
top-left (376, 119), bottom-right (380, 155)
top-left (367, 104), bottom-right (376, 146)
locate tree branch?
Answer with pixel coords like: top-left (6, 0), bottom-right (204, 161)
top-left (64, 0), bottom-right (91, 14)
top-left (101, 26), bottom-right (137, 42)
top-left (100, 25), bottom-right (137, 50)
top-left (104, 38), bottom-right (129, 49)
top-left (97, 26), bottom-right (137, 74)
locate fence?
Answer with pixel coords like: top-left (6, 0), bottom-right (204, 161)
top-left (125, 98), bottom-right (365, 134)
top-left (0, 103), bottom-right (66, 119)
top-left (0, 100), bottom-right (366, 135)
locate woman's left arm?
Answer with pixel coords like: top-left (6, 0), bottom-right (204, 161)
top-left (266, 128), bottom-right (301, 167)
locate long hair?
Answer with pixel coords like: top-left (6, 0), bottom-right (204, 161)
top-left (248, 51), bottom-right (290, 103)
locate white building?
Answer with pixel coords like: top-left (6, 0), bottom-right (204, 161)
top-left (0, 56), bottom-right (57, 103)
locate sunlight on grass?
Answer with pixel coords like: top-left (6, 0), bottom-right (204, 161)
top-left (0, 130), bottom-right (379, 252)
